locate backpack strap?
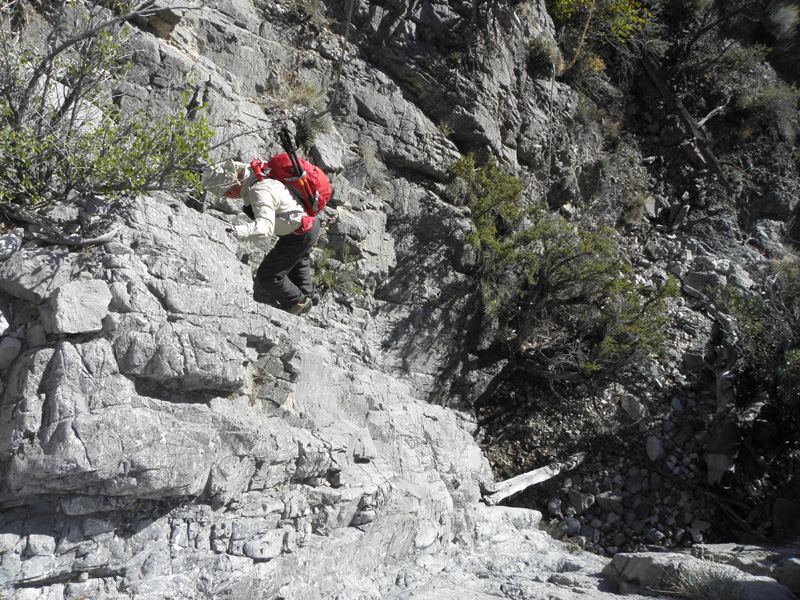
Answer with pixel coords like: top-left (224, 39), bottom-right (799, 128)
top-left (251, 158), bottom-right (317, 216)
top-left (250, 159), bottom-right (270, 180)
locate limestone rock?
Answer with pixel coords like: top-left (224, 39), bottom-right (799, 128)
top-left (0, 248), bottom-right (80, 303)
top-left (44, 279), bottom-right (112, 334)
top-left (646, 436), bottom-right (667, 462)
top-left (0, 336), bottom-right (22, 370)
top-left (0, 233), bottom-right (21, 261)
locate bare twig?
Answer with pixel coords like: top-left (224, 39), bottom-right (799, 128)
top-left (697, 101), bottom-right (729, 129)
top-left (14, 0), bottom-right (202, 124)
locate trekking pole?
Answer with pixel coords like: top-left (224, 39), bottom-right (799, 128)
top-left (278, 129), bottom-right (301, 172)
top-left (279, 127), bottom-right (316, 212)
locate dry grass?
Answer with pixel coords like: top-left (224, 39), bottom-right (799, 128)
top-left (668, 562), bottom-right (746, 600)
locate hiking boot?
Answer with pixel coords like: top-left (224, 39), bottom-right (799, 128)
top-left (287, 296), bottom-right (313, 316)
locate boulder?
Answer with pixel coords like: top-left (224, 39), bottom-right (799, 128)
top-left (603, 552), bottom-right (796, 600)
top-left (0, 233), bottom-right (21, 261)
top-left (43, 279), bottom-right (112, 334)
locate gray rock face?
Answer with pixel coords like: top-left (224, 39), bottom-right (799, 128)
top-left (0, 194), bottom-right (495, 598)
top-left (0, 194), bottom-right (673, 600)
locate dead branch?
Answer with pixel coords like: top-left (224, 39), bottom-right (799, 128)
top-left (640, 48), bottom-right (734, 195)
top-left (483, 452), bottom-right (587, 505)
top-left (697, 101), bottom-right (729, 129)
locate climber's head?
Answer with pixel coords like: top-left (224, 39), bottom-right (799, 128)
top-left (200, 158), bottom-right (242, 198)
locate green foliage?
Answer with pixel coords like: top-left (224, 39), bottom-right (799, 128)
top-left (714, 259), bottom-right (800, 430)
top-left (509, 213), bottom-right (678, 377)
top-left (736, 79), bottom-right (800, 144)
top-left (551, 0), bottom-right (649, 42)
top-left (450, 154), bottom-right (677, 380)
top-left (717, 43), bottom-right (769, 73)
top-left (438, 120), bottom-right (455, 136)
top-left (0, 1), bottom-right (212, 206)
top-left (527, 35), bottom-right (561, 75)
top-left (448, 154), bottom-right (524, 259)
top-left (313, 246), bottom-right (362, 296)
top-left (549, 0), bottom-right (650, 72)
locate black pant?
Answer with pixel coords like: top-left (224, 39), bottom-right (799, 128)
top-left (256, 217), bottom-right (320, 307)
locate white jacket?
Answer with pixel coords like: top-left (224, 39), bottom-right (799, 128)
top-left (232, 163), bottom-right (305, 240)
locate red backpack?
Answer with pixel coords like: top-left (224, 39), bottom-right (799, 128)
top-left (250, 154), bottom-right (332, 233)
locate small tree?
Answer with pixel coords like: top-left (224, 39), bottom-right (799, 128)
top-left (451, 154), bottom-right (677, 381)
top-left (548, 0), bottom-right (651, 73)
top-left (0, 0), bottom-right (212, 211)
top-left (714, 259), bottom-right (800, 435)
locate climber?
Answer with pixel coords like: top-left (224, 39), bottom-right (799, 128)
top-left (201, 158), bottom-right (319, 315)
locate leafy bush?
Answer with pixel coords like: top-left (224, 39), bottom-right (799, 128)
top-left (527, 35), bottom-right (561, 75)
top-left (548, 0), bottom-right (650, 72)
top-left (0, 0), bottom-right (212, 208)
top-left (714, 259), bottom-right (800, 430)
top-left (449, 154), bottom-right (524, 259)
top-left (735, 79), bottom-right (800, 144)
top-left (717, 43), bottom-right (769, 74)
top-left (551, 0), bottom-right (649, 41)
top-left (450, 154), bottom-right (677, 380)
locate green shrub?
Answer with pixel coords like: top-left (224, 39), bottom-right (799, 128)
top-left (736, 79), bottom-right (800, 143)
top-left (0, 1), bottom-right (212, 207)
top-left (714, 259), bottom-right (800, 431)
top-left (550, 0), bottom-right (649, 41)
top-left (527, 35), bottom-right (561, 75)
top-left (448, 154), bottom-right (524, 259)
top-left (717, 43), bottom-right (769, 73)
top-left (508, 213), bottom-right (678, 377)
top-left (449, 154), bottom-right (677, 380)
top-left (314, 246), bottom-right (362, 296)
top-left (549, 0), bottom-right (650, 72)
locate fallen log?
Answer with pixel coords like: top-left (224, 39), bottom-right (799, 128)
top-left (483, 452), bottom-right (587, 506)
top-left (640, 48), bottom-right (734, 195)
